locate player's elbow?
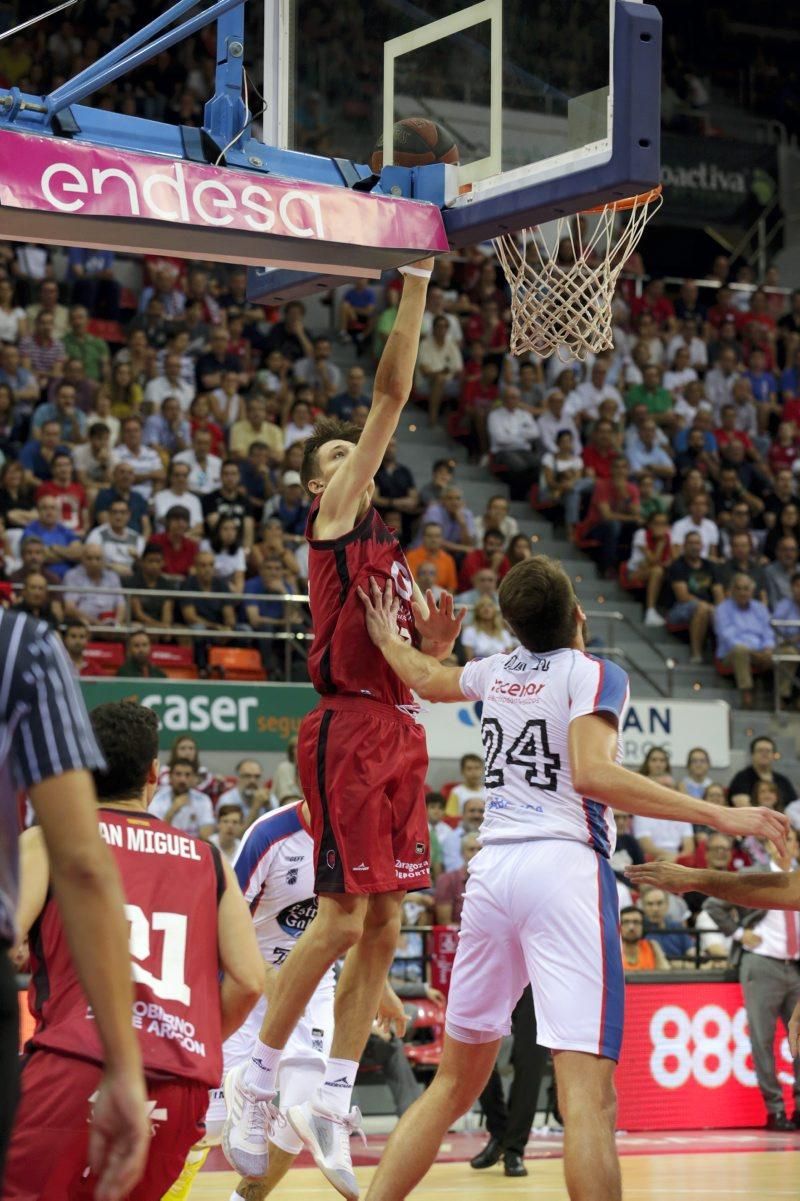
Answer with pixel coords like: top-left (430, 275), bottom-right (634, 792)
top-left (571, 758), bottom-right (611, 800)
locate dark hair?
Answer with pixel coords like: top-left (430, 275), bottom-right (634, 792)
top-left (300, 418), bottom-right (360, 491)
top-left (507, 534), bottom-right (532, 565)
top-left (460, 753), bottom-right (483, 770)
top-left (89, 422), bottom-right (108, 438)
top-left (170, 756), bottom-right (196, 775)
top-left (639, 746), bottom-right (671, 776)
top-left (425, 791), bottom-right (446, 808)
top-left (141, 541), bottom-right (164, 559)
top-left (165, 504), bottom-right (191, 523)
top-left (90, 702), bottom-right (158, 801)
top-left (750, 735), bottom-right (775, 754)
top-left (497, 556), bottom-right (578, 653)
top-left (217, 803), bottom-right (243, 821)
top-left (432, 458), bottom-right (453, 473)
top-left (620, 906), bottom-right (643, 921)
top-left (482, 526), bottom-right (504, 546)
top-left (211, 516), bottom-right (242, 553)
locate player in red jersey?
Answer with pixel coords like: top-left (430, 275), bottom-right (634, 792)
top-left (223, 260), bottom-right (464, 1199)
top-left (5, 702), bottom-right (264, 1201)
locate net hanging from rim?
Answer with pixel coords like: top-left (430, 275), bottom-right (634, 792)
top-left (493, 185), bottom-right (663, 361)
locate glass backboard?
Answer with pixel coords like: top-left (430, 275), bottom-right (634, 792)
top-left (267, 0), bottom-right (660, 243)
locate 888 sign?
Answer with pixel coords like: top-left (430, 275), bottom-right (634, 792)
top-left (616, 983), bottom-right (795, 1130)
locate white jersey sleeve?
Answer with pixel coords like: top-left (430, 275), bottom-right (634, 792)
top-left (460, 654), bottom-right (507, 702)
top-left (568, 653), bottom-right (630, 726)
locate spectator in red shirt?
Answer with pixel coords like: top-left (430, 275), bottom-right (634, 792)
top-left (582, 418), bottom-right (618, 480)
top-left (736, 288), bottom-right (776, 336)
top-left (707, 285), bottom-right (740, 330)
top-left (35, 452), bottom-right (88, 533)
top-left (458, 528), bottom-right (510, 593)
top-left (714, 404), bottom-right (758, 463)
top-left (434, 832), bottom-right (481, 926)
top-left (461, 341), bottom-right (487, 390)
top-left (464, 299), bottom-right (508, 361)
top-left (768, 422), bottom-right (800, 476)
top-left (188, 393), bottom-right (225, 457)
top-left (458, 360), bottom-right (500, 459)
top-left (631, 278), bottom-right (675, 328)
top-left (583, 455), bottom-right (642, 575)
top-left (150, 505), bottom-right (199, 577)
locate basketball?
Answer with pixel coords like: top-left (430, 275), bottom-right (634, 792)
top-left (369, 117), bottom-right (460, 173)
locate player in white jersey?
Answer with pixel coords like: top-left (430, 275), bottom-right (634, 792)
top-left (357, 556), bottom-right (788, 1201)
top-left (166, 799), bottom-right (333, 1201)
top-left (169, 798), bottom-right (406, 1201)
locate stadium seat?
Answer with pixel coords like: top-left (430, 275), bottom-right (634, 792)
top-left (84, 641), bottom-right (126, 675)
top-left (149, 644), bottom-right (194, 668)
top-left (208, 646), bottom-right (267, 681)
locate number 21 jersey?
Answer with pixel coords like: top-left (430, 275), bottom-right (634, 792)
top-left (460, 647), bottom-right (629, 857)
top-left (26, 808), bottom-right (225, 1086)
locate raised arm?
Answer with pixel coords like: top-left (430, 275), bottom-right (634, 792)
top-left (568, 713), bottom-right (790, 851)
top-left (318, 262), bottom-right (432, 532)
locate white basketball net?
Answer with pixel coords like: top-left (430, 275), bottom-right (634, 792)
top-left (493, 187), bottom-right (663, 361)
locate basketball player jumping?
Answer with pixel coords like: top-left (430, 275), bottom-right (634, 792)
top-left (357, 557), bottom-right (789, 1201)
top-left (6, 702), bottom-right (265, 1201)
top-left (224, 257), bottom-right (464, 1199)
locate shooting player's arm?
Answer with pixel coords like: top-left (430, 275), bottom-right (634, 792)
top-left (318, 263), bottom-right (432, 534)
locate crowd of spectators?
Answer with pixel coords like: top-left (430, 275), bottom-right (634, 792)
top-left (609, 735), bottom-right (800, 971)
top-left (0, 238), bottom-right (798, 699)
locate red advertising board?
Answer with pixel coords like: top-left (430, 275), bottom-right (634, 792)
top-left (617, 982), bottom-right (795, 1130)
top-left (429, 926), bottom-right (459, 995)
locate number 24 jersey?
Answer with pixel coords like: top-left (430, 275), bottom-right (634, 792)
top-left (460, 647), bottom-right (630, 858)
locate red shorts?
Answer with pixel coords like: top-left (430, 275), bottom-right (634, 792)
top-left (2, 1050), bottom-right (208, 1201)
top-left (298, 696), bottom-right (431, 895)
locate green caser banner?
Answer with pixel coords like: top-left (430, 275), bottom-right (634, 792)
top-left (80, 679), bottom-right (317, 751)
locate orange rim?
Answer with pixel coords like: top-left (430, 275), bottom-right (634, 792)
top-left (582, 184), bottom-right (662, 216)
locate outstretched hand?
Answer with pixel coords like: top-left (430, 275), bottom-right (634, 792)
top-left (715, 805), bottom-right (790, 858)
top-left (357, 577), bottom-right (401, 649)
top-left (625, 862), bottom-right (696, 895)
top-left (412, 589), bottom-right (466, 650)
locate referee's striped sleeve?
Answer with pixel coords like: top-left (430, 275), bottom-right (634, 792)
top-left (2, 613), bottom-right (106, 789)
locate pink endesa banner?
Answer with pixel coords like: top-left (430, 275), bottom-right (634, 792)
top-left (0, 129), bottom-right (448, 254)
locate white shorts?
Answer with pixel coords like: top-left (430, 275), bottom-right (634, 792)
top-left (205, 978), bottom-right (334, 1154)
top-left (445, 839), bottom-right (624, 1061)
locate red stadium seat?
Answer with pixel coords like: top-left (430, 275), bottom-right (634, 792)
top-left (149, 644), bottom-right (195, 668)
top-left (208, 646), bottom-right (267, 681)
top-left (84, 641), bottom-right (126, 675)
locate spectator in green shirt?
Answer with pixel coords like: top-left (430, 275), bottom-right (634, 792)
top-left (626, 365), bottom-right (676, 432)
top-left (62, 305), bottom-right (111, 383)
top-left (115, 629), bottom-right (167, 679)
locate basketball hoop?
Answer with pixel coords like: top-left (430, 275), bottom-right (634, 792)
top-left (493, 185), bottom-right (663, 361)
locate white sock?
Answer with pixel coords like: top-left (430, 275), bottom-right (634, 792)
top-left (317, 1057), bottom-right (359, 1116)
top-left (244, 1039), bottom-right (282, 1098)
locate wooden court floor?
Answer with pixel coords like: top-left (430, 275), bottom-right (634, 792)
top-left (191, 1150), bottom-right (800, 1199)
